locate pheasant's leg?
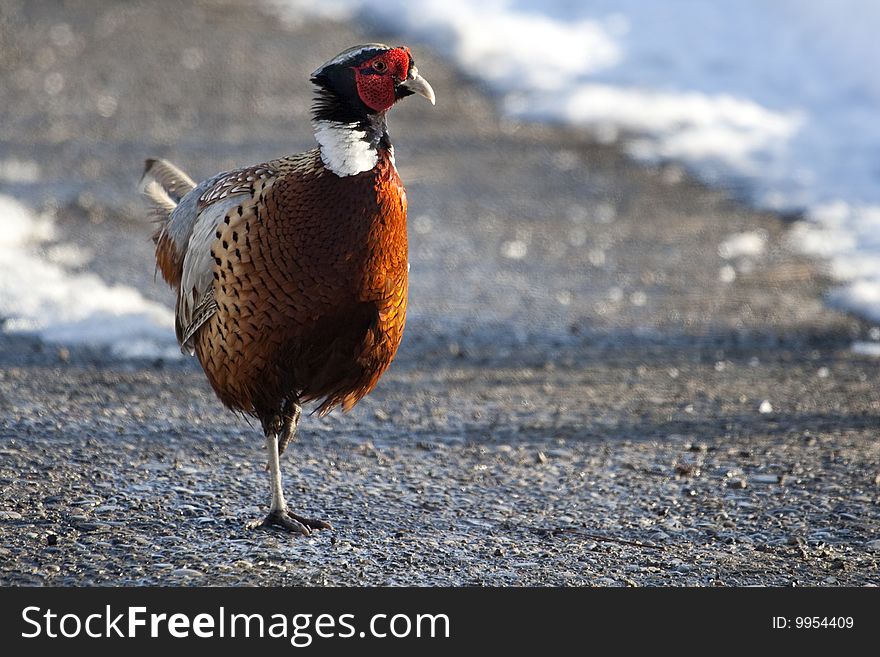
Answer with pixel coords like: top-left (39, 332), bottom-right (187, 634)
top-left (277, 399), bottom-right (302, 458)
top-left (263, 400), bottom-right (301, 471)
top-left (249, 431), bottom-right (332, 534)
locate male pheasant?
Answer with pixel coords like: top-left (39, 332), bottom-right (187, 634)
top-left (141, 44), bottom-right (435, 534)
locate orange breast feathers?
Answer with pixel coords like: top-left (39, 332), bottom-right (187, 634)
top-left (364, 153), bottom-right (409, 321)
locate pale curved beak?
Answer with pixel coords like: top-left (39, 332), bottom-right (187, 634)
top-left (401, 67), bottom-right (436, 105)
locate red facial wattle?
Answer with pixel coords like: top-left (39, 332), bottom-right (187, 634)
top-left (354, 47), bottom-right (412, 112)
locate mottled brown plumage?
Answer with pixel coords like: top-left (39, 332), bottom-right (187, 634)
top-left (194, 147), bottom-right (408, 418)
top-left (141, 44), bottom-right (434, 534)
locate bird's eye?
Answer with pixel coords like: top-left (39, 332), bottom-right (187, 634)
top-left (373, 60), bottom-right (387, 72)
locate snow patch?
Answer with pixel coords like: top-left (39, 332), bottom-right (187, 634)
top-left (0, 195), bottom-right (180, 360)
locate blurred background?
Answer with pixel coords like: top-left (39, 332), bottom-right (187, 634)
top-left (1, 0), bottom-right (878, 359)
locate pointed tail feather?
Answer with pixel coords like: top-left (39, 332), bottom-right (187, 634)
top-left (141, 158), bottom-right (196, 289)
top-left (141, 158), bottom-right (196, 205)
top-left (142, 179), bottom-right (178, 219)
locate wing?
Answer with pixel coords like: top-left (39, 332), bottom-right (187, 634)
top-left (172, 163), bottom-right (279, 353)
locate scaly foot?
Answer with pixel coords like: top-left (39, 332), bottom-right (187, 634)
top-left (249, 509), bottom-right (333, 535)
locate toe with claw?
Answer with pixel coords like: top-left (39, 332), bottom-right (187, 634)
top-left (249, 508), bottom-right (333, 535)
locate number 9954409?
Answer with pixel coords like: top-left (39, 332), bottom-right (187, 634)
top-left (795, 617), bottom-right (853, 629)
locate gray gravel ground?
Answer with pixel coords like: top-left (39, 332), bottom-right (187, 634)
top-left (0, 0), bottom-right (878, 586)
